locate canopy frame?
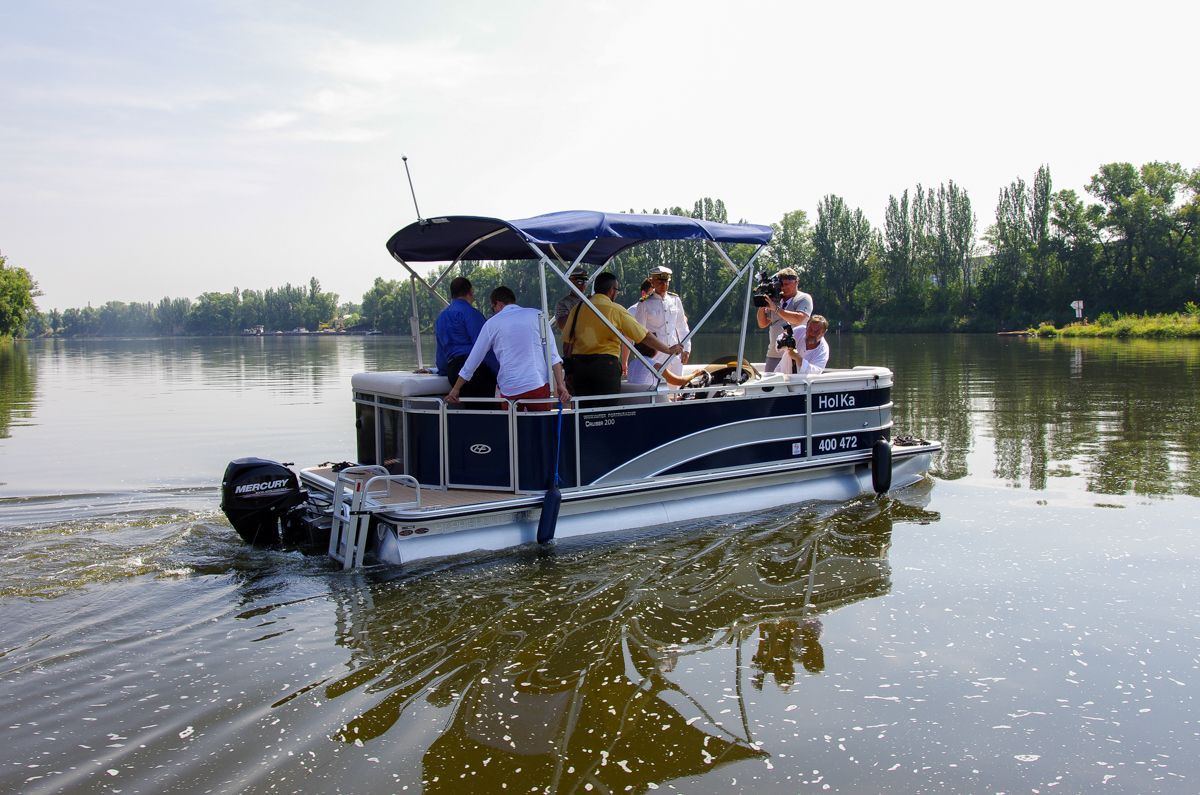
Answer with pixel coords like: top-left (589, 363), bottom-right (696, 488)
top-left (384, 211), bottom-right (773, 394)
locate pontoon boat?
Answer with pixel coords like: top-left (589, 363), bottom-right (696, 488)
top-left (220, 211), bottom-right (940, 567)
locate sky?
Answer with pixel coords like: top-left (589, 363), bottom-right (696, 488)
top-left (2, 0), bottom-right (1196, 311)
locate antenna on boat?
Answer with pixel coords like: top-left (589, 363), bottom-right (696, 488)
top-left (402, 155), bottom-right (424, 223)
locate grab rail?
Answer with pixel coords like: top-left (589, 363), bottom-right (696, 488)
top-left (328, 467), bottom-right (422, 568)
top-left (361, 474), bottom-right (422, 509)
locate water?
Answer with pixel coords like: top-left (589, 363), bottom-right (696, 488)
top-left (2, 334), bottom-right (1198, 793)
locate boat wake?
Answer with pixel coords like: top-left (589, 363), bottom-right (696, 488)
top-left (0, 488), bottom-right (318, 601)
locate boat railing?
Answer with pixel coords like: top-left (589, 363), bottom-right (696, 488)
top-left (358, 367), bottom-right (892, 500)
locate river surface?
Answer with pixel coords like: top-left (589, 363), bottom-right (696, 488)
top-left (1, 334), bottom-right (1198, 793)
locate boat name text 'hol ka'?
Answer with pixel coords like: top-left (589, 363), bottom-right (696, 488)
top-left (816, 392), bottom-right (856, 410)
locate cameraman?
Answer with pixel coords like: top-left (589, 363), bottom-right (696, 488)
top-left (756, 267), bottom-right (812, 372)
top-left (778, 315), bottom-right (830, 375)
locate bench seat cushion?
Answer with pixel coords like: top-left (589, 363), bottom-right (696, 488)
top-left (352, 371), bottom-right (449, 398)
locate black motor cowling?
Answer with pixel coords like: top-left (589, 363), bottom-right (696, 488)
top-left (220, 458), bottom-right (308, 546)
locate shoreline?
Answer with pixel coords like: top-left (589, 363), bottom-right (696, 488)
top-left (1030, 311), bottom-right (1200, 339)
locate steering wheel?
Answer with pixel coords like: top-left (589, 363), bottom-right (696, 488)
top-left (679, 369), bottom-right (712, 399)
top-left (707, 361), bottom-right (760, 386)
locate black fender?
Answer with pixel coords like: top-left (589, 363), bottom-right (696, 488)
top-left (871, 439), bottom-right (893, 495)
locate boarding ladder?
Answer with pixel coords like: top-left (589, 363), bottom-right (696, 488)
top-left (328, 465), bottom-right (422, 569)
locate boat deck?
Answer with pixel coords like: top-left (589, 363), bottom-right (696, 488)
top-left (304, 466), bottom-right (521, 509)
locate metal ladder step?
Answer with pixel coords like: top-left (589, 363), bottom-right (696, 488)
top-left (327, 466), bottom-right (422, 569)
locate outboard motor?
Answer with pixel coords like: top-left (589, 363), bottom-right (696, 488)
top-left (220, 458), bottom-right (308, 546)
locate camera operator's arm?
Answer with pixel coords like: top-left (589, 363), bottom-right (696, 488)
top-left (756, 302), bottom-right (772, 329)
top-left (773, 296), bottom-right (810, 327)
top-left (760, 295), bottom-right (808, 328)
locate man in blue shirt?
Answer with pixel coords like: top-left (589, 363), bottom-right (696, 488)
top-left (436, 277), bottom-right (498, 399)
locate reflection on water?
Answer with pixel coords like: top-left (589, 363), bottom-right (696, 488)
top-left (0, 343), bottom-right (36, 441)
top-left (825, 335), bottom-right (1199, 497)
top-left (2, 335), bottom-right (1199, 792)
top-left (0, 337), bottom-right (374, 498)
top-left (3, 335), bottom-right (1198, 499)
top-left (695, 333), bottom-right (1200, 496)
top-left (317, 497), bottom-right (933, 792)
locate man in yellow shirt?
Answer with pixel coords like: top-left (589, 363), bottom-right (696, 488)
top-left (564, 272), bottom-right (683, 406)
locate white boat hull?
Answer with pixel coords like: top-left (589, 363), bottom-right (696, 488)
top-left (371, 447), bottom-right (935, 565)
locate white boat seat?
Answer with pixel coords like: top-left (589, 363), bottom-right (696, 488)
top-left (352, 371), bottom-right (450, 398)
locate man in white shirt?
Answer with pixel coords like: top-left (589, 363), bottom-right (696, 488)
top-left (776, 315), bottom-right (830, 375)
top-left (626, 265), bottom-right (691, 384)
top-left (446, 286), bottom-right (571, 411)
top-left (757, 267), bottom-right (813, 373)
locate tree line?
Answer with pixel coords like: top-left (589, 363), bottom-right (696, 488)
top-left (349, 160), bottom-right (1200, 335)
top-left (8, 159), bottom-right (1199, 338)
top-left (19, 278), bottom-right (352, 338)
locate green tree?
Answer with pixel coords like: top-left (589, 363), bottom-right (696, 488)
top-left (306, 277), bottom-right (339, 329)
top-left (1087, 161), bottom-right (1199, 311)
top-left (981, 175), bottom-right (1034, 326)
top-left (362, 277), bottom-right (410, 333)
top-left (237, 288), bottom-right (266, 331)
top-left (23, 310), bottom-right (49, 337)
top-left (0, 252), bottom-right (39, 339)
top-left (187, 291), bottom-right (239, 335)
top-left (811, 194), bottom-right (876, 322)
top-left (882, 189), bottom-right (916, 303)
top-left (764, 210), bottom-right (814, 278)
top-left (156, 297), bottom-right (192, 335)
top-left (946, 181), bottom-right (978, 310)
top-left (1048, 188), bottom-right (1100, 317)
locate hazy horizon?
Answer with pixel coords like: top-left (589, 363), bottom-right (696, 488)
top-left (2, 0), bottom-right (1196, 311)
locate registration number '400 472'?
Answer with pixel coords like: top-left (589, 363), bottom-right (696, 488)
top-left (815, 434), bottom-right (860, 454)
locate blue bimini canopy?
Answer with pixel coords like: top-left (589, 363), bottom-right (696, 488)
top-left (385, 210), bottom-right (773, 267)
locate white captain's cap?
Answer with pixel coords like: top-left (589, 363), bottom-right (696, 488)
top-left (648, 265), bottom-right (673, 277)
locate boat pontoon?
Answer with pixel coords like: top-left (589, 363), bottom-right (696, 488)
top-left (220, 210), bottom-right (940, 567)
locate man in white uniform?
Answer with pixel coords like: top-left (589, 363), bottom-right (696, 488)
top-left (626, 266), bottom-right (691, 384)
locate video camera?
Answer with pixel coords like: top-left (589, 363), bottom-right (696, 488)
top-left (751, 271), bottom-right (783, 308)
top-left (776, 324), bottom-right (797, 350)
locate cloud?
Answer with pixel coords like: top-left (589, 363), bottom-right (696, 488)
top-left (231, 33), bottom-right (497, 142)
top-left (300, 84), bottom-right (379, 118)
top-left (288, 126), bottom-right (385, 144)
top-left (308, 36), bottom-right (484, 88)
top-left (245, 110), bottom-right (303, 131)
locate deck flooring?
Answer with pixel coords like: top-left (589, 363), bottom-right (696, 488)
top-left (305, 466), bottom-right (522, 509)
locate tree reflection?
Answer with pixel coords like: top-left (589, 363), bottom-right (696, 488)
top-left (841, 334), bottom-right (1199, 497)
top-left (0, 343), bottom-right (36, 439)
top-left (318, 496), bottom-right (938, 792)
top-left (985, 339), bottom-right (1200, 496)
top-left (838, 334), bottom-right (974, 480)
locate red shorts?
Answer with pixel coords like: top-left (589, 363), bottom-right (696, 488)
top-left (501, 383), bottom-right (555, 412)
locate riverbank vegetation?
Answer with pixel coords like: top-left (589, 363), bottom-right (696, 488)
top-left (1, 252), bottom-right (39, 340)
top-left (1034, 305), bottom-right (1200, 338)
top-left (9, 160), bottom-right (1199, 338)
